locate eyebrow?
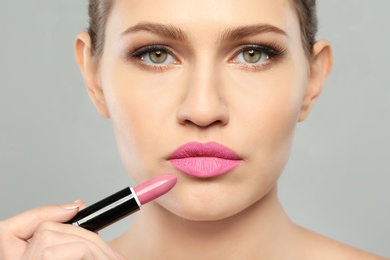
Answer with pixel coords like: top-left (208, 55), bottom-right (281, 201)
top-left (121, 22), bottom-right (188, 41)
top-left (219, 24), bottom-right (288, 43)
top-left (121, 22), bottom-right (288, 42)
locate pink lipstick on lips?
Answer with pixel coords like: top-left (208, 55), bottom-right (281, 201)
top-left (66, 174), bottom-right (177, 231)
top-left (169, 142), bottom-right (241, 178)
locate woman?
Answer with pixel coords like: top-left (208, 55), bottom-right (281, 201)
top-left (0, 0), bottom-right (387, 259)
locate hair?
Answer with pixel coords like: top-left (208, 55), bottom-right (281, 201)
top-left (87, 0), bottom-right (113, 59)
top-left (291, 0), bottom-right (318, 58)
top-left (87, 0), bottom-right (317, 59)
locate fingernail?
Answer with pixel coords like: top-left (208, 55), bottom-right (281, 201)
top-left (60, 203), bottom-right (80, 210)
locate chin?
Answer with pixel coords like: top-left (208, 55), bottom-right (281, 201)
top-left (178, 205), bottom-right (240, 222)
top-left (168, 204), bottom-right (242, 222)
top-left (156, 185), bottom-right (261, 222)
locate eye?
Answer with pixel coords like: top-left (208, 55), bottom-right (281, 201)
top-left (230, 44), bottom-right (285, 69)
top-left (142, 49), bottom-right (176, 64)
top-left (131, 45), bottom-right (177, 65)
top-left (233, 47), bottom-right (270, 64)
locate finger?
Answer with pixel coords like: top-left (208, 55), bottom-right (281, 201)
top-left (27, 222), bottom-right (120, 259)
top-left (37, 242), bottom-right (110, 260)
top-left (74, 199), bottom-right (88, 211)
top-left (114, 250), bottom-right (127, 260)
top-left (64, 200), bottom-right (101, 236)
top-left (62, 200), bottom-right (103, 237)
top-left (2, 203), bottom-right (81, 241)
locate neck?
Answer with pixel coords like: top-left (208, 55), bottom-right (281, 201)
top-left (112, 186), bottom-right (300, 259)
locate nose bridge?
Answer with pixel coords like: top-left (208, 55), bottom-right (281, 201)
top-left (177, 58), bottom-right (229, 127)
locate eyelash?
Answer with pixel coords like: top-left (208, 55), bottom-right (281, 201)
top-left (126, 42), bottom-right (285, 71)
top-left (128, 44), bottom-right (178, 71)
top-left (229, 42), bottom-right (286, 70)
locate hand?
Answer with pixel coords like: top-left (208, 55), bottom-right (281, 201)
top-left (0, 201), bottom-right (125, 260)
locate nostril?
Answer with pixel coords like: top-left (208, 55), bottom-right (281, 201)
top-left (178, 108), bottom-right (229, 128)
top-left (183, 119), bottom-right (224, 128)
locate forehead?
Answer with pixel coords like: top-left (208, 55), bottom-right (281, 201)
top-left (108, 0), bottom-right (299, 37)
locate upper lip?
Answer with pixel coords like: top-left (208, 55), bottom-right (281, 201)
top-left (169, 142), bottom-right (241, 160)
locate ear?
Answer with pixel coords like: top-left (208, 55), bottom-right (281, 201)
top-left (75, 32), bottom-right (110, 118)
top-left (298, 40), bottom-right (333, 122)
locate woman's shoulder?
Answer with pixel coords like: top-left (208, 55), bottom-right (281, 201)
top-left (296, 225), bottom-right (388, 260)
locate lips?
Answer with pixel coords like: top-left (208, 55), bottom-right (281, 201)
top-left (169, 142), bottom-right (241, 178)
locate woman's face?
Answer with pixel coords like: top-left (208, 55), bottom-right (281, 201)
top-left (92, 0), bottom-right (314, 221)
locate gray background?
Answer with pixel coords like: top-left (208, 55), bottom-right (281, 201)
top-left (1, 0), bottom-right (389, 258)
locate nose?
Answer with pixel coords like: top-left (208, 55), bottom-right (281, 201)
top-left (176, 64), bottom-right (229, 128)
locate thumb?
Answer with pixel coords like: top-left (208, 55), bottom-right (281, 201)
top-left (4, 202), bottom-right (81, 241)
top-left (73, 199), bottom-right (88, 211)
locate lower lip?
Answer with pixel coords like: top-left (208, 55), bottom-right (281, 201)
top-left (170, 157), bottom-right (240, 178)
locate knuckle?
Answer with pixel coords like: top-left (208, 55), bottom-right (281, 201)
top-left (39, 248), bottom-right (56, 260)
top-left (0, 220), bottom-right (6, 234)
top-left (34, 231), bottom-right (54, 247)
top-left (35, 221), bottom-right (56, 234)
top-left (33, 223), bottom-right (57, 244)
top-left (0, 220), bottom-right (12, 241)
top-left (88, 231), bottom-right (101, 240)
top-left (74, 242), bottom-right (93, 259)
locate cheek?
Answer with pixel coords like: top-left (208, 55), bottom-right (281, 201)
top-left (228, 63), bottom-right (308, 153)
top-left (98, 62), bottom-right (183, 179)
top-left (99, 65), bottom-right (155, 174)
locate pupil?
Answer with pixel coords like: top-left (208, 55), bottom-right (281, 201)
top-left (149, 50), bottom-right (168, 63)
top-left (244, 49), bottom-right (262, 63)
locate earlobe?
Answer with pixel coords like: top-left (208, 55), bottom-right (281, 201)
top-left (298, 40), bottom-right (333, 122)
top-left (75, 32), bottom-right (110, 118)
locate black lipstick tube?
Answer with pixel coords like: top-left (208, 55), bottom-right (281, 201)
top-left (65, 187), bottom-right (140, 232)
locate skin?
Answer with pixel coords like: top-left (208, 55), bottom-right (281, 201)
top-left (0, 0), bottom-right (386, 259)
top-left (89, 0), bottom-right (313, 222)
